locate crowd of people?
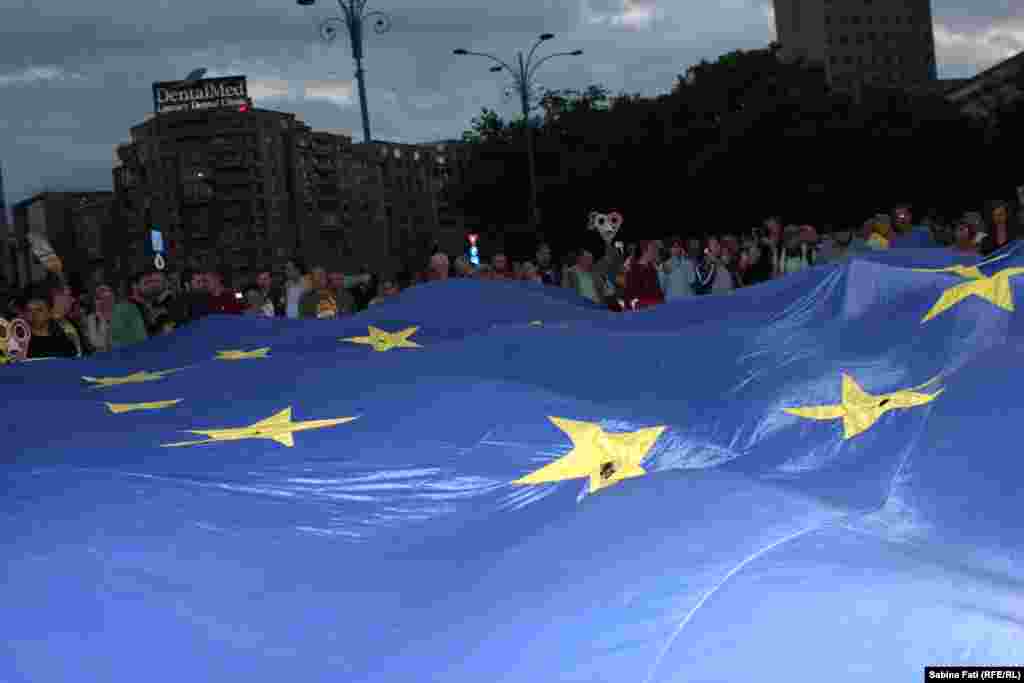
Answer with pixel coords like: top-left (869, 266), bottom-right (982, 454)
top-left (2, 198), bottom-right (1019, 361)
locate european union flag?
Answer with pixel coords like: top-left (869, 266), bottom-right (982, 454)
top-left (4, 242), bottom-right (1024, 682)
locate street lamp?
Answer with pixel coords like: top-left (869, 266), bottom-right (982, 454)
top-left (296, 0), bottom-right (392, 143)
top-left (453, 34), bottom-right (582, 234)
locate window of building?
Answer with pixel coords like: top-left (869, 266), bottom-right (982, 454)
top-left (839, 35), bottom-right (849, 45)
top-left (840, 16), bottom-right (848, 24)
top-left (825, 16), bottom-right (831, 25)
top-left (856, 34), bottom-right (864, 44)
top-left (880, 16), bottom-right (888, 24)
top-left (844, 56), bottom-right (854, 64)
top-left (851, 15), bottom-right (860, 24)
top-left (868, 31), bottom-right (876, 40)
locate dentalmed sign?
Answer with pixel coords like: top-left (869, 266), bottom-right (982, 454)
top-left (152, 76), bottom-right (249, 114)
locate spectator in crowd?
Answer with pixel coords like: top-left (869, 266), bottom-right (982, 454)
top-left (560, 250), bottom-right (577, 287)
top-left (49, 279), bottom-right (86, 357)
top-left (536, 243), bottom-right (560, 286)
top-left (625, 240), bottom-right (665, 309)
top-left (130, 269), bottom-right (187, 333)
top-left (852, 219), bottom-right (873, 252)
top-left (368, 278), bottom-right (400, 306)
top-left (777, 225), bottom-right (816, 275)
top-left (692, 236), bottom-right (734, 295)
top-left (980, 199), bottom-right (1019, 256)
top-left (747, 220), bottom-right (779, 283)
top-left (952, 219), bottom-right (979, 255)
top-left (485, 253), bottom-right (515, 280)
top-left (179, 270), bottom-right (212, 322)
top-left (110, 277), bottom-right (148, 349)
top-left (427, 253), bottom-right (450, 281)
top-left (205, 270), bottom-right (244, 315)
top-left (255, 267), bottom-right (284, 316)
top-left (327, 271), bottom-right (356, 316)
top-left (25, 283), bottom-right (78, 359)
top-left (822, 230), bottom-right (854, 263)
top-left (453, 255), bottom-right (475, 278)
top-left (243, 286), bottom-right (274, 317)
top-left (659, 236), bottom-right (696, 301)
top-left (891, 204), bottom-right (933, 247)
top-left (284, 259), bottom-right (310, 319)
top-left (300, 266), bottom-right (340, 319)
top-left (519, 262), bottom-right (544, 283)
top-left (866, 215), bottom-right (892, 250)
top-left (84, 282), bottom-right (115, 353)
top-left (565, 249), bottom-right (607, 305)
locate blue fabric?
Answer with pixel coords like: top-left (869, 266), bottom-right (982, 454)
top-left (4, 244), bottom-right (1024, 682)
top-left (891, 226), bottom-right (935, 248)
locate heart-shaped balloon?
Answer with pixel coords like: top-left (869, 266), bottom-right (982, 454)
top-left (588, 210), bottom-right (624, 243)
top-left (0, 317), bottom-right (31, 363)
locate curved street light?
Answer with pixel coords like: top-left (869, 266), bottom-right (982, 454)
top-left (453, 33), bottom-right (582, 234)
top-left (296, 0), bottom-right (392, 143)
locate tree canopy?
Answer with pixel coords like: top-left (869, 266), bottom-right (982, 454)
top-left (452, 44), bottom-right (1014, 260)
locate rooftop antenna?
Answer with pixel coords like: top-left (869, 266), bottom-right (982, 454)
top-left (183, 68), bottom-right (207, 84)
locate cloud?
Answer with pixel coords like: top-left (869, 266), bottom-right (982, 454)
top-left (0, 0), bottom-right (1018, 202)
top-left (585, 0), bottom-right (662, 31)
top-left (934, 17), bottom-right (1024, 73)
top-left (0, 66), bottom-right (86, 87)
top-left (303, 79), bottom-right (355, 106)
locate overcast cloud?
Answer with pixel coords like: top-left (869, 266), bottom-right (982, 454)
top-left (0, 0), bottom-right (1020, 203)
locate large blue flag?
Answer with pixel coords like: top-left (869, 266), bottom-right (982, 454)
top-left (4, 242), bottom-right (1024, 682)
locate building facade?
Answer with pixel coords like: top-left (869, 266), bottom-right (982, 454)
top-left (112, 105), bottom-right (469, 287)
top-left (945, 50), bottom-right (1024, 118)
top-left (773, 0), bottom-right (937, 89)
top-left (6, 192), bottom-right (113, 291)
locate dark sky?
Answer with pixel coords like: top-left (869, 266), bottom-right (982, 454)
top-left (1, 0), bottom-right (1020, 204)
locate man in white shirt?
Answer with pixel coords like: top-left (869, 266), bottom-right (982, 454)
top-left (284, 258), bottom-right (310, 319)
top-left (658, 236), bottom-right (696, 301)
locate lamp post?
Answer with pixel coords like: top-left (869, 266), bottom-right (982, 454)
top-left (453, 34), bottom-right (582, 235)
top-left (296, 0), bottom-right (391, 144)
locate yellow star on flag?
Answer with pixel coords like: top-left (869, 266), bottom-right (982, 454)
top-left (342, 326), bottom-right (421, 352)
top-left (216, 348), bottom-right (271, 360)
top-left (920, 266), bottom-right (1024, 323)
top-left (161, 406), bottom-right (358, 448)
top-left (513, 417), bottom-right (666, 494)
top-left (785, 373), bottom-right (943, 440)
top-left (911, 252), bottom-right (1010, 281)
top-left (106, 399), bottom-right (183, 414)
top-left (83, 368), bottom-right (188, 388)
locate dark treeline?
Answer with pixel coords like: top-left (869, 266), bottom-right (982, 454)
top-left (451, 43), bottom-right (1023, 260)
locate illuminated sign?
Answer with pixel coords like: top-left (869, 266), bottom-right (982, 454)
top-left (152, 76), bottom-right (249, 114)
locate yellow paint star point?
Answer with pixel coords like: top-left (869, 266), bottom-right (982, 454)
top-left (342, 326), bottom-right (421, 352)
top-left (920, 266), bottom-right (1024, 324)
top-left (83, 367), bottom-right (187, 388)
top-left (106, 399), bottom-right (184, 414)
top-left (216, 348), bottom-right (271, 360)
top-left (513, 417), bottom-right (666, 494)
top-left (786, 373), bottom-right (942, 439)
top-left (161, 406), bottom-right (358, 448)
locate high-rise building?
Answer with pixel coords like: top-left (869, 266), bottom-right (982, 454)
top-left (8, 192), bottom-right (113, 290)
top-left (773, 0), bottom-right (938, 89)
top-left (112, 105), bottom-right (469, 286)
